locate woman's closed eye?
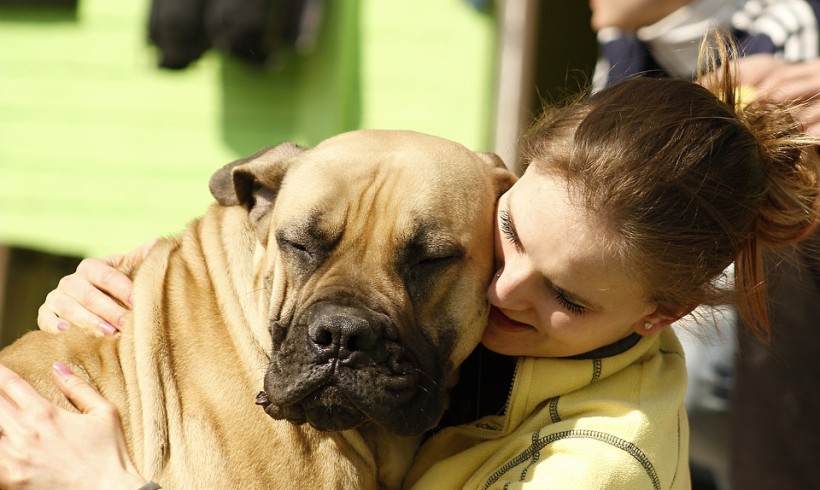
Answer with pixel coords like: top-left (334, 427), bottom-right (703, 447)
top-left (552, 286), bottom-right (587, 315)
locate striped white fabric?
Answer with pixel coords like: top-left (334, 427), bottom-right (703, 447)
top-left (732, 0), bottom-right (819, 60)
top-left (593, 0), bottom-right (820, 91)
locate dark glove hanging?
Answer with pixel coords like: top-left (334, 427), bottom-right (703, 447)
top-left (148, 0), bottom-right (210, 70)
top-left (147, 0), bottom-right (322, 70)
top-left (205, 0), bottom-right (277, 65)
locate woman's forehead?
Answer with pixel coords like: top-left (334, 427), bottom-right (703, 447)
top-left (508, 172), bottom-right (647, 306)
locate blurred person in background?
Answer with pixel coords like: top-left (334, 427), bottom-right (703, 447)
top-left (591, 0), bottom-right (819, 133)
top-left (589, 0), bottom-right (820, 488)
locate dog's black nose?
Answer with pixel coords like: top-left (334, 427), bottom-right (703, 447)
top-left (308, 304), bottom-right (382, 361)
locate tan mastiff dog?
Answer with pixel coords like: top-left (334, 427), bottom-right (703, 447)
top-left (0, 130), bottom-right (515, 489)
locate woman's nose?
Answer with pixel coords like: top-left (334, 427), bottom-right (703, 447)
top-left (491, 263), bottom-right (533, 308)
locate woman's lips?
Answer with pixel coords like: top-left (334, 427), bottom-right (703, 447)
top-left (489, 306), bottom-right (534, 333)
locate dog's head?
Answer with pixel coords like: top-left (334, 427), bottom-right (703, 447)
top-left (210, 130), bottom-right (515, 436)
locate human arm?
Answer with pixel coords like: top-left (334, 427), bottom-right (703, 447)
top-left (0, 363), bottom-right (150, 489)
top-left (37, 240), bottom-right (157, 334)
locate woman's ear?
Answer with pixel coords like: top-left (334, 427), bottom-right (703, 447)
top-left (634, 304), bottom-right (696, 336)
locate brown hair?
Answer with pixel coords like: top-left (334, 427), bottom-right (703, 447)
top-left (519, 33), bottom-right (820, 340)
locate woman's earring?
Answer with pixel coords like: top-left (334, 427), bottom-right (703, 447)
top-left (643, 321), bottom-right (653, 330)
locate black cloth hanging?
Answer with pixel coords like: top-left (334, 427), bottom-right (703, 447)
top-left (148, 0), bottom-right (210, 69)
top-left (148, 0), bottom-right (323, 70)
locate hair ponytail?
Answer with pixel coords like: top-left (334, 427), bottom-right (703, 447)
top-left (743, 99), bottom-right (820, 246)
top-left (697, 30), bottom-right (820, 340)
top-left (522, 30), bottom-right (819, 343)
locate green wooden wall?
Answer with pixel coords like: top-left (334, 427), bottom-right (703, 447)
top-left (0, 0), bottom-right (495, 258)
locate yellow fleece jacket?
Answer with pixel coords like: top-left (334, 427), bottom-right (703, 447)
top-left (405, 329), bottom-right (690, 489)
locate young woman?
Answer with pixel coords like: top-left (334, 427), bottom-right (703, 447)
top-left (1, 35), bottom-right (818, 489)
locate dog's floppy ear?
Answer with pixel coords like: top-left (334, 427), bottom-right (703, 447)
top-left (209, 143), bottom-right (306, 206)
top-left (209, 143), bottom-right (307, 241)
top-left (475, 151), bottom-right (517, 198)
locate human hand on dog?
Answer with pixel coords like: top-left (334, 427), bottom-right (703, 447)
top-left (37, 240), bottom-right (157, 335)
top-left (0, 363), bottom-right (147, 489)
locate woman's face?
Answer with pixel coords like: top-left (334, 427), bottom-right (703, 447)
top-left (483, 169), bottom-right (661, 358)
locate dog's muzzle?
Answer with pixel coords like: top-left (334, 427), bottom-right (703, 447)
top-left (258, 301), bottom-right (444, 435)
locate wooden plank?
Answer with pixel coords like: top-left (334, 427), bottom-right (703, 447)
top-left (0, 247), bottom-right (81, 348)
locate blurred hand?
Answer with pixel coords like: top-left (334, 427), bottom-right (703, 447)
top-left (37, 239), bottom-right (158, 335)
top-left (734, 55), bottom-right (820, 136)
top-left (589, 0), bottom-right (690, 32)
top-left (0, 363), bottom-right (147, 489)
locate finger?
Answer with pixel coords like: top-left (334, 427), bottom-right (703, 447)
top-left (51, 363), bottom-right (116, 418)
top-left (734, 54), bottom-right (783, 86)
top-left (797, 107), bottom-right (820, 137)
top-left (0, 365), bottom-right (53, 437)
top-left (756, 61), bottom-right (819, 86)
top-left (42, 278), bottom-right (124, 333)
top-left (754, 62), bottom-right (820, 99)
top-left (38, 296), bottom-right (116, 335)
top-left (0, 365), bottom-right (27, 419)
top-left (807, 121), bottom-right (820, 138)
top-left (0, 393), bottom-right (26, 439)
top-left (36, 304), bottom-right (70, 333)
top-left (758, 75), bottom-right (820, 103)
top-left (0, 364), bottom-right (51, 410)
top-left (76, 257), bottom-right (135, 308)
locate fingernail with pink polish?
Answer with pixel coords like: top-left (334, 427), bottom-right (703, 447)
top-left (99, 322), bottom-right (117, 335)
top-left (57, 322), bottom-right (69, 331)
top-left (52, 362), bottom-right (72, 376)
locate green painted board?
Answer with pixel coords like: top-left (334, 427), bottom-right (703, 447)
top-left (0, 0), bottom-right (495, 257)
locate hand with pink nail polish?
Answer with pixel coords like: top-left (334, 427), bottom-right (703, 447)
top-left (0, 363), bottom-right (149, 489)
top-left (37, 240), bottom-right (158, 335)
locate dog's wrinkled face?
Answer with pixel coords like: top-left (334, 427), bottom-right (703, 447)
top-left (213, 130), bottom-right (515, 436)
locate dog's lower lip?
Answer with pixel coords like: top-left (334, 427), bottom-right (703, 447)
top-left (255, 390), bottom-right (271, 407)
top-left (489, 306), bottom-right (533, 332)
